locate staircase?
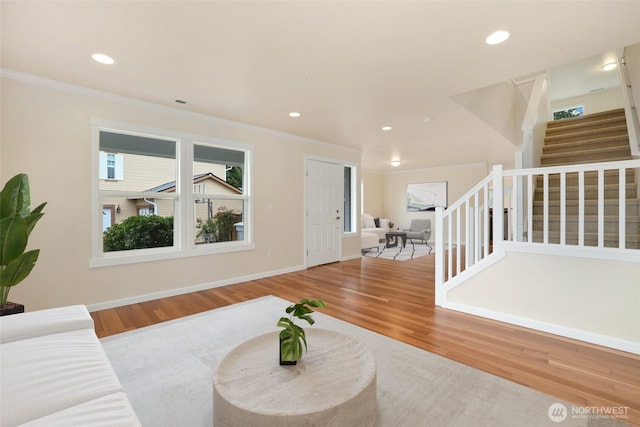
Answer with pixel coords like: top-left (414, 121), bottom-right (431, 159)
top-left (532, 108), bottom-right (640, 248)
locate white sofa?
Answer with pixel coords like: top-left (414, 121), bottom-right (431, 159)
top-left (362, 213), bottom-right (392, 241)
top-left (0, 305), bottom-right (141, 427)
top-left (361, 232), bottom-right (380, 252)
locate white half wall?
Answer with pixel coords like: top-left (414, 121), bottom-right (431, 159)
top-left (447, 251), bottom-right (640, 353)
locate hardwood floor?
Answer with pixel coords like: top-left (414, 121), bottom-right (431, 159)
top-left (92, 255), bottom-right (640, 425)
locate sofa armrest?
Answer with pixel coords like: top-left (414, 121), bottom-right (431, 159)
top-left (0, 305), bottom-right (94, 344)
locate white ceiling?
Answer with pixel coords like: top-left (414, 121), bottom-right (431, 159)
top-left (2, 1), bottom-right (639, 172)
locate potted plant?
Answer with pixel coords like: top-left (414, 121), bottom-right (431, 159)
top-left (277, 299), bottom-right (326, 365)
top-left (0, 174), bottom-right (46, 315)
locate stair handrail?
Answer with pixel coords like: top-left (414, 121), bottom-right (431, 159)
top-left (618, 54), bottom-right (640, 158)
top-left (518, 73), bottom-right (549, 169)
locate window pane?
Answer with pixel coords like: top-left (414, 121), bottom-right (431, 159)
top-left (193, 144), bottom-right (244, 192)
top-left (102, 195), bottom-right (175, 252)
top-left (194, 199), bottom-right (244, 245)
top-left (344, 166), bottom-right (352, 232)
top-left (99, 132), bottom-right (176, 192)
top-left (343, 165), bottom-right (356, 232)
top-left (99, 130), bottom-right (177, 253)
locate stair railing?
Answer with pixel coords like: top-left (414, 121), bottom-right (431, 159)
top-left (435, 160), bottom-right (640, 307)
top-left (435, 165), bottom-right (503, 306)
top-left (619, 54), bottom-right (640, 158)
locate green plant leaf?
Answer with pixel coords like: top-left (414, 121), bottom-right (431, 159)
top-left (278, 317), bottom-right (308, 362)
top-left (0, 217), bottom-right (28, 265)
top-left (279, 324), bottom-right (306, 362)
top-left (0, 174), bottom-right (30, 219)
top-left (25, 203), bottom-right (47, 235)
top-left (0, 249), bottom-right (39, 289)
top-left (299, 299), bottom-right (326, 308)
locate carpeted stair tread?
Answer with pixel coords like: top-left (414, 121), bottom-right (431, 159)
top-left (534, 169), bottom-right (636, 186)
top-left (532, 182), bottom-right (638, 200)
top-left (541, 153), bottom-right (631, 166)
top-left (543, 134), bottom-right (629, 154)
top-left (546, 108), bottom-right (625, 130)
top-left (544, 124), bottom-right (628, 143)
top-left (532, 215), bottom-right (640, 235)
top-left (545, 119), bottom-right (627, 136)
top-left (533, 200), bottom-right (640, 216)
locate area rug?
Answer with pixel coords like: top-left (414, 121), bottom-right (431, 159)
top-left (101, 296), bottom-right (615, 426)
top-left (363, 239), bottom-right (433, 261)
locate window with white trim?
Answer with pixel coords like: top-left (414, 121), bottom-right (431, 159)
top-left (99, 152), bottom-right (124, 180)
top-left (92, 122), bottom-right (253, 267)
top-left (343, 165), bottom-right (357, 233)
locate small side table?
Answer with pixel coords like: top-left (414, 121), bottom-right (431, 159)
top-left (213, 329), bottom-right (377, 427)
top-left (385, 231), bottom-right (407, 248)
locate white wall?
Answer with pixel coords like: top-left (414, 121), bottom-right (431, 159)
top-left (452, 81), bottom-right (528, 147)
top-left (381, 163), bottom-right (488, 235)
top-left (447, 251), bottom-right (640, 352)
top-left (1, 74), bottom-right (361, 311)
top-left (361, 170), bottom-right (384, 217)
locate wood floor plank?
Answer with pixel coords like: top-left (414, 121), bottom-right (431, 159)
top-left (91, 255), bottom-right (640, 425)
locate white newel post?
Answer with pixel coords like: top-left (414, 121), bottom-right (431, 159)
top-left (492, 165), bottom-right (504, 252)
top-left (435, 206), bottom-right (444, 307)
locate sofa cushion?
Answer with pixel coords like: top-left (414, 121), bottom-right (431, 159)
top-left (0, 305), bottom-right (93, 344)
top-left (19, 392), bottom-right (141, 427)
top-left (379, 218), bottom-right (392, 229)
top-left (1, 329), bottom-right (124, 426)
top-left (362, 214), bottom-right (376, 229)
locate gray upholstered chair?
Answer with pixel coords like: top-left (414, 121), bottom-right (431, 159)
top-left (403, 219), bottom-right (432, 253)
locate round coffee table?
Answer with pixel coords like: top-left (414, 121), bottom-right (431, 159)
top-left (213, 328), bottom-right (377, 427)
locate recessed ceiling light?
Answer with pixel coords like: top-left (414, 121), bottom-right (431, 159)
top-left (381, 126), bottom-right (393, 131)
top-left (423, 116), bottom-right (432, 123)
top-left (390, 160), bottom-right (401, 167)
top-left (91, 53), bottom-right (115, 65)
top-left (485, 30), bottom-right (510, 45)
top-left (601, 62), bottom-right (617, 71)
top-left (288, 112), bottom-right (301, 118)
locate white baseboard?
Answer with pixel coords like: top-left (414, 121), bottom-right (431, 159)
top-left (446, 302), bottom-right (640, 355)
top-left (86, 264), bottom-right (306, 312)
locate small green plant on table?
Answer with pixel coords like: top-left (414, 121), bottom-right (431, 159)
top-left (277, 299), bottom-right (326, 365)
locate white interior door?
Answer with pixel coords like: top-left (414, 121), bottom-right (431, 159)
top-left (306, 159), bottom-right (342, 267)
